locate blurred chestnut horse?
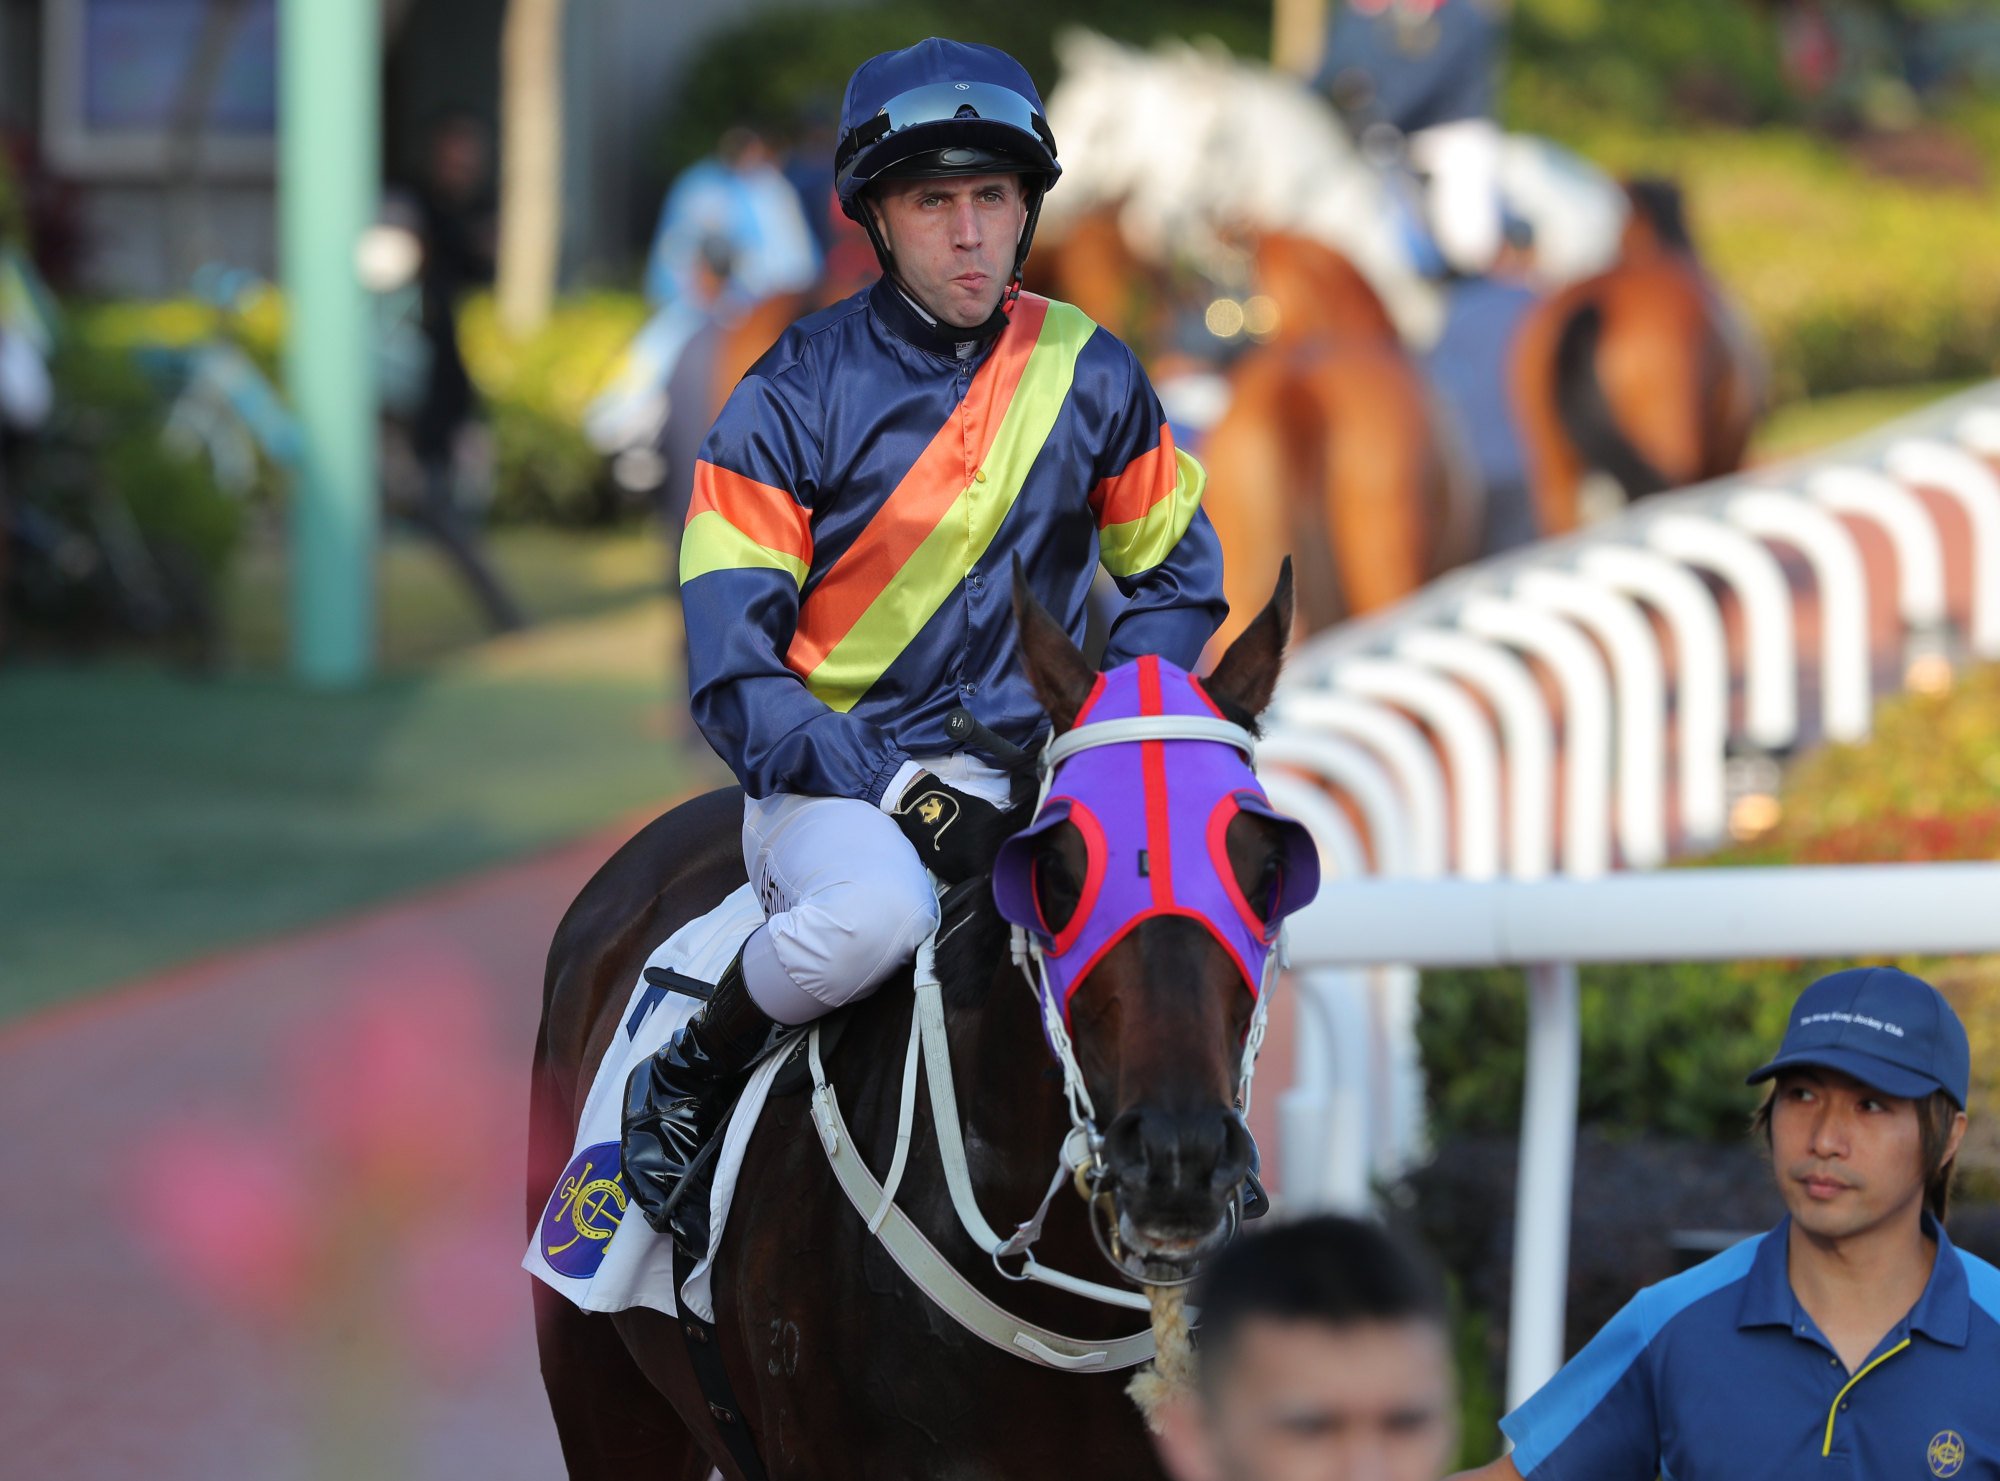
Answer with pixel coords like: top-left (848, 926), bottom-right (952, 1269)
top-left (1202, 233), bottom-right (1479, 644)
top-left (1512, 178), bottom-right (1766, 534)
top-left (530, 574), bottom-right (1301, 1480)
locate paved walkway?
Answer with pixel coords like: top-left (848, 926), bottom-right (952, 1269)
top-left (0, 808), bottom-right (1303, 1480)
top-left (0, 825), bottom-right (634, 1480)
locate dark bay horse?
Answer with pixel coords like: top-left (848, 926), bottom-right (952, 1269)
top-left (1511, 178), bottom-right (1767, 534)
top-left (530, 571), bottom-right (1303, 1480)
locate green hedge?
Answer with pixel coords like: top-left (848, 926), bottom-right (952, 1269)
top-left (1419, 667), bottom-right (2000, 1170)
top-left (457, 292), bottom-right (646, 524)
top-left (46, 303), bottom-right (259, 571)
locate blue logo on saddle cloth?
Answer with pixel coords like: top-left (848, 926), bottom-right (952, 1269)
top-left (539, 1142), bottom-right (628, 1279)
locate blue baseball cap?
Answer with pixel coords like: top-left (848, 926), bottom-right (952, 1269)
top-left (1747, 967), bottom-right (1970, 1109)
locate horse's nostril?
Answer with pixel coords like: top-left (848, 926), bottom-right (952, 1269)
top-left (1100, 1109), bottom-right (1151, 1181)
top-left (1102, 1107), bottom-right (1251, 1197)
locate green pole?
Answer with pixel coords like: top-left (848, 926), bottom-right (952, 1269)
top-left (280, 0), bottom-right (379, 685)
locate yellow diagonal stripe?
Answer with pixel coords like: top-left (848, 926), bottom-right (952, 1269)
top-left (804, 302), bottom-right (1098, 712)
top-left (1097, 446), bottom-right (1206, 577)
top-left (681, 510), bottom-right (809, 588)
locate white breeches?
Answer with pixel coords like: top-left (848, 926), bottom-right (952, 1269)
top-left (738, 754), bottom-right (1013, 1026)
top-left (1409, 117), bottom-right (1505, 277)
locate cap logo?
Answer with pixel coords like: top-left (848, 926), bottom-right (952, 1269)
top-left (953, 82), bottom-right (970, 90)
top-left (1800, 1010), bottom-right (1906, 1038)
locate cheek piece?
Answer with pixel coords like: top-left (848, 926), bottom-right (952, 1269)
top-left (992, 656), bottom-right (1321, 1037)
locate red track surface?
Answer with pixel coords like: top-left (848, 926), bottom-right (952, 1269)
top-left (0, 809), bottom-right (1301, 1480)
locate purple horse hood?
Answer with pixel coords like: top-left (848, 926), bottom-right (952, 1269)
top-left (992, 655), bottom-right (1320, 1021)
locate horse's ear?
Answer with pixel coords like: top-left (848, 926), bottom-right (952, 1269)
top-left (1203, 557), bottom-right (1293, 731)
top-left (1012, 559), bottom-right (1096, 733)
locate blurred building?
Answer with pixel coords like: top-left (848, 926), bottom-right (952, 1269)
top-left (0, 0), bottom-right (859, 296)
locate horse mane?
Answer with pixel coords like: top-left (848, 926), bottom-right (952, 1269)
top-left (936, 853), bottom-right (1021, 1015)
top-left (1623, 177), bottom-right (1695, 255)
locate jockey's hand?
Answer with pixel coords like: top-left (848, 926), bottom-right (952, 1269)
top-left (891, 772), bottom-right (1012, 884)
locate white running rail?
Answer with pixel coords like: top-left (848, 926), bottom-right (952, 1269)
top-left (1265, 380), bottom-right (2000, 1409)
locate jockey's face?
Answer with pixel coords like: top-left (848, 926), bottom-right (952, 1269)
top-left (868, 172), bottom-right (1027, 329)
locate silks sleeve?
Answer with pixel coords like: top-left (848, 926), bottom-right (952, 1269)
top-left (1088, 341), bottom-right (1227, 669)
top-left (680, 370), bottom-right (911, 803)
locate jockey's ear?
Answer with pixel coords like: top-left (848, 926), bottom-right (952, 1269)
top-left (1203, 557), bottom-right (1293, 730)
top-left (1012, 558), bottom-right (1096, 733)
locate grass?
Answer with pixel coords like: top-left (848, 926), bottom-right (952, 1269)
top-left (221, 522), bottom-right (669, 671)
top-left (1751, 378), bottom-right (1979, 462)
top-left (0, 529), bottom-right (723, 1022)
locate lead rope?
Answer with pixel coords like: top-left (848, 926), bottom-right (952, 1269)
top-left (1126, 1284), bottom-right (1198, 1432)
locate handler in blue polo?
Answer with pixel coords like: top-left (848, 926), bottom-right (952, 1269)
top-left (1455, 966), bottom-right (1998, 1481)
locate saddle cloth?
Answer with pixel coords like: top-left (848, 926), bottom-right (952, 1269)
top-left (523, 883), bottom-right (783, 1324)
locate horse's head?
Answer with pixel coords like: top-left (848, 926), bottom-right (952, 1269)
top-left (993, 564), bottom-right (1319, 1283)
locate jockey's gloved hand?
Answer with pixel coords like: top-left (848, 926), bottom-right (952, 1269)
top-left (891, 771), bottom-right (1012, 884)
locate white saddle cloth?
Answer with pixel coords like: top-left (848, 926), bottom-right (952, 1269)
top-left (523, 883), bottom-right (783, 1323)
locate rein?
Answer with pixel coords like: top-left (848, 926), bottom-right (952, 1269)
top-left (805, 708), bottom-right (1288, 1372)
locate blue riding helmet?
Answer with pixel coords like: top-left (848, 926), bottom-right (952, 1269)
top-left (835, 38), bottom-right (1060, 210)
top-left (835, 38), bottom-right (1060, 291)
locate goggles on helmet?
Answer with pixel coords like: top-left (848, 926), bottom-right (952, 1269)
top-left (836, 80), bottom-right (1058, 202)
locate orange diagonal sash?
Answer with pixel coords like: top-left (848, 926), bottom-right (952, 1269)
top-left (786, 294), bottom-right (1051, 676)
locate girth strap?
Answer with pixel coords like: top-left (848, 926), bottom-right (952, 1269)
top-left (670, 1238), bottom-right (769, 1481)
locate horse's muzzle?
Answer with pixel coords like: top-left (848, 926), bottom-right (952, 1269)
top-left (1096, 1104), bottom-right (1252, 1272)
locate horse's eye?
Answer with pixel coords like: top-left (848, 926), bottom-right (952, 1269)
top-left (1033, 846), bottom-right (1083, 932)
top-left (1254, 856), bottom-right (1285, 922)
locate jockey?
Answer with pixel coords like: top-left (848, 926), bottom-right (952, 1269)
top-left (623, 37), bottom-right (1228, 1257)
top-left (1318, 0), bottom-right (1510, 279)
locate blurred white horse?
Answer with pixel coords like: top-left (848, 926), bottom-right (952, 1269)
top-left (1042, 30), bottom-right (1627, 347)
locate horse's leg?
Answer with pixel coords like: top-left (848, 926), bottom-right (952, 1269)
top-left (1202, 350), bottom-right (1315, 650)
top-left (1592, 269), bottom-right (1712, 493)
top-left (528, 1017), bottom-right (711, 1481)
top-left (1703, 286), bottom-right (1767, 479)
top-left (1315, 350), bottom-right (1433, 615)
top-left (535, 1287), bottom-right (713, 1480)
top-left (1510, 286), bottom-right (1590, 535)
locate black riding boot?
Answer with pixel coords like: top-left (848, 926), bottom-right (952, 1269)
top-left (620, 950), bottom-right (784, 1259)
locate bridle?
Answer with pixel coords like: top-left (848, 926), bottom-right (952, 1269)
top-left (803, 696), bottom-right (1308, 1370)
top-left (1008, 711), bottom-right (1283, 1288)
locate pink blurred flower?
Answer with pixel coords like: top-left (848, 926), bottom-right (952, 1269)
top-left (138, 1122), bottom-right (315, 1320)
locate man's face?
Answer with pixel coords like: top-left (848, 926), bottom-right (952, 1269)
top-left (1770, 1067), bottom-right (1945, 1242)
top-left (868, 173), bottom-right (1026, 329)
top-left (1156, 1317), bottom-right (1457, 1481)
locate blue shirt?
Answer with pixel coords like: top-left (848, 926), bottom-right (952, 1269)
top-left (1503, 1216), bottom-right (2000, 1480)
top-left (1317, 0), bottom-right (1503, 133)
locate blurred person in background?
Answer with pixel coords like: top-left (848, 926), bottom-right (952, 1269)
top-left (1454, 967), bottom-right (1996, 1480)
top-left (587, 128), bottom-right (822, 479)
top-left (656, 234), bottom-right (736, 544)
top-left (777, 101), bottom-right (841, 261)
top-left (620, 36), bottom-right (1225, 1259)
top-left (643, 126), bottom-right (819, 314)
top-left (0, 188), bottom-right (56, 650)
top-left (1318, 0), bottom-right (1511, 281)
top-left (405, 110), bottom-right (524, 633)
top-left (1154, 1214), bottom-right (1460, 1481)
